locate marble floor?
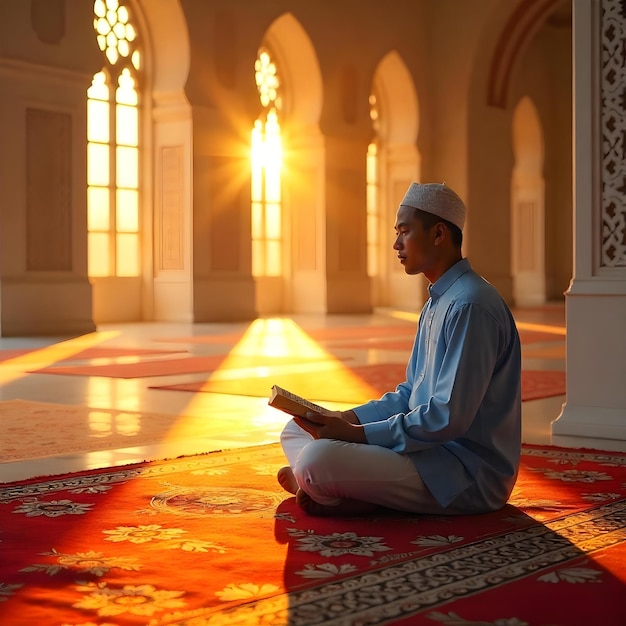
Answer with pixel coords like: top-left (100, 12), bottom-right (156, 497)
top-left (1, 303), bottom-right (623, 484)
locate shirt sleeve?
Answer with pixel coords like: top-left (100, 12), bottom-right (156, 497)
top-left (356, 303), bottom-right (502, 453)
top-left (352, 314), bottom-right (422, 425)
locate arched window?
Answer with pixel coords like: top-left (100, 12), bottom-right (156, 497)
top-left (251, 48), bottom-right (283, 277)
top-left (367, 91), bottom-right (381, 278)
top-left (88, 0), bottom-right (141, 277)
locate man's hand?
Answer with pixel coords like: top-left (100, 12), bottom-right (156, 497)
top-left (294, 410), bottom-right (366, 443)
top-left (317, 409), bottom-right (360, 424)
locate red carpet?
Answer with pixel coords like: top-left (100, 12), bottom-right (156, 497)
top-left (0, 444), bottom-right (624, 625)
top-left (150, 365), bottom-right (566, 403)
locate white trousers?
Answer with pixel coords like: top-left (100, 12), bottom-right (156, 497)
top-left (280, 419), bottom-right (450, 514)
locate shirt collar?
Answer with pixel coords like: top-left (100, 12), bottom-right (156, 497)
top-left (428, 258), bottom-right (471, 300)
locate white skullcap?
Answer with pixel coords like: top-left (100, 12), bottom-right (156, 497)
top-left (399, 182), bottom-right (466, 231)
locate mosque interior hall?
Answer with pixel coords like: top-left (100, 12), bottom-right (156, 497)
top-left (0, 0), bottom-right (625, 484)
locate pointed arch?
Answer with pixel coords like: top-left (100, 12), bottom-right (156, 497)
top-left (136, 0), bottom-right (190, 93)
top-left (262, 13), bottom-right (322, 128)
top-left (511, 96), bottom-right (546, 306)
top-left (513, 97), bottom-right (544, 172)
top-left (487, 0), bottom-right (567, 108)
top-left (255, 13), bottom-right (325, 314)
top-left (369, 50), bottom-right (422, 310)
top-left (373, 51), bottom-right (419, 145)
top-left (468, 0), bottom-right (571, 305)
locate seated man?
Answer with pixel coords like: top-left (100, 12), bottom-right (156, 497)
top-left (277, 182), bottom-right (522, 517)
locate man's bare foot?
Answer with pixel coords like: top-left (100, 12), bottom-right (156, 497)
top-left (277, 466), bottom-right (299, 494)
top-left (296, 489), bottom-right (380, 517)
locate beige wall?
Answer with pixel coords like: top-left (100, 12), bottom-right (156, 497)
top-left (514, 19), bottom-right (573, 301)
top-left (0, 0), bottom-right (99, 335)
top-left (466, 0), bottom-right (572, 303)
top-left (0, 0), bottom-right (573, 332)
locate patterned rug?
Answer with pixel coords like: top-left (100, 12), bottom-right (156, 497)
top-left (0, 444), bottom-right (624, 625)
top-left (150, 366), bottom-right (566, 404)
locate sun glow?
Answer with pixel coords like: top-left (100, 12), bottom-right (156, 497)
top-left (158, 318), bottom-right (381, 439)
top-left (252, 47), bottom-right (283, 278)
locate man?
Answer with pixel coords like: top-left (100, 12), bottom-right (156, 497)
top-left (278, 182), bottom-right (521, 517)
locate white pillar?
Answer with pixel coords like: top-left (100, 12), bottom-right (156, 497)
top-left (552, 0), bottom-right (626, 444)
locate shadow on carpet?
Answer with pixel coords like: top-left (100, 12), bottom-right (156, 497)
top-left (0, 443), bottom-right (624, 625)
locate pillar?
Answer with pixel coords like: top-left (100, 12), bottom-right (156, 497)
top-left (552, 0), bottom-right (626, 443)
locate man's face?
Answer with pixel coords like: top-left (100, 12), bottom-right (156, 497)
top-left (393, 205), bottom-right (436, 276)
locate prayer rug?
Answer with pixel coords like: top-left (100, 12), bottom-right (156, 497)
top-left (27, 354), bottom-right (347, 379)
top-left (150, 366), bottom-right (566, 404)
top-left (0, 346), bottom-right (184, 365)
top-left (0, 443), bottom-right (624, 625)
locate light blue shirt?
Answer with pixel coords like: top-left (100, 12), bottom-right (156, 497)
top-left (353, 259), bottom-right (521, 510)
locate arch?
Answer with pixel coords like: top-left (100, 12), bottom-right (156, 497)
top-left (263, 13), bottom-right (322, 127)
top-left (136, 0), bottom-right (190, 93)
top-left (369, 50), bottom-right (421, 310)
top-left (487, 0), bottom-right (567, 108)
top-left (255, 13), bottom-right (325, 314)
top-left (511, 96), bottom-right (546, 306)
top-left (467, 0), bottom-right (571, 304)
top-left (374, 50), bottom-right (419, 145)
top-left (513, 97), bottom-right (544, 172)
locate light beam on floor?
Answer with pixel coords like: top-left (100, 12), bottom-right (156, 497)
top-left (152, 317), bottom-right (383, 449)
top-left (0, 331), bottom-right (120, 386)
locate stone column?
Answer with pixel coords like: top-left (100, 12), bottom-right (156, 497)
top-left (181, 3), bottom-right (257, 323)
top-left (190, 105), bottom-right (257, 322)
top-left (552, 0), bottom-right (626, 443)
top-left (323, 132), bottom-right (373, 314)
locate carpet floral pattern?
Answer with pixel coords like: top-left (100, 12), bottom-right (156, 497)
top-left (1, 444), bottom-right (624, 625)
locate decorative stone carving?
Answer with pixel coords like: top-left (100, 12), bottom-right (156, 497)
top-left (601, 0), bottom-right (626, 267)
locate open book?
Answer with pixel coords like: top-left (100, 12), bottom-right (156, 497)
top-left (268, 385), bottom-right (329, 418)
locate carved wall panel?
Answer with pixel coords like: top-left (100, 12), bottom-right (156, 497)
top-left (601, 0), bottom-right (626, 267)
top-left (159, 146), bottom-right (184, 271)
top-left (26, 108), bottom-right (72, 272)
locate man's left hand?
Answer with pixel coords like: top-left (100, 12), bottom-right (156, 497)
top-left (294, 411), bottom-right (367, 443)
